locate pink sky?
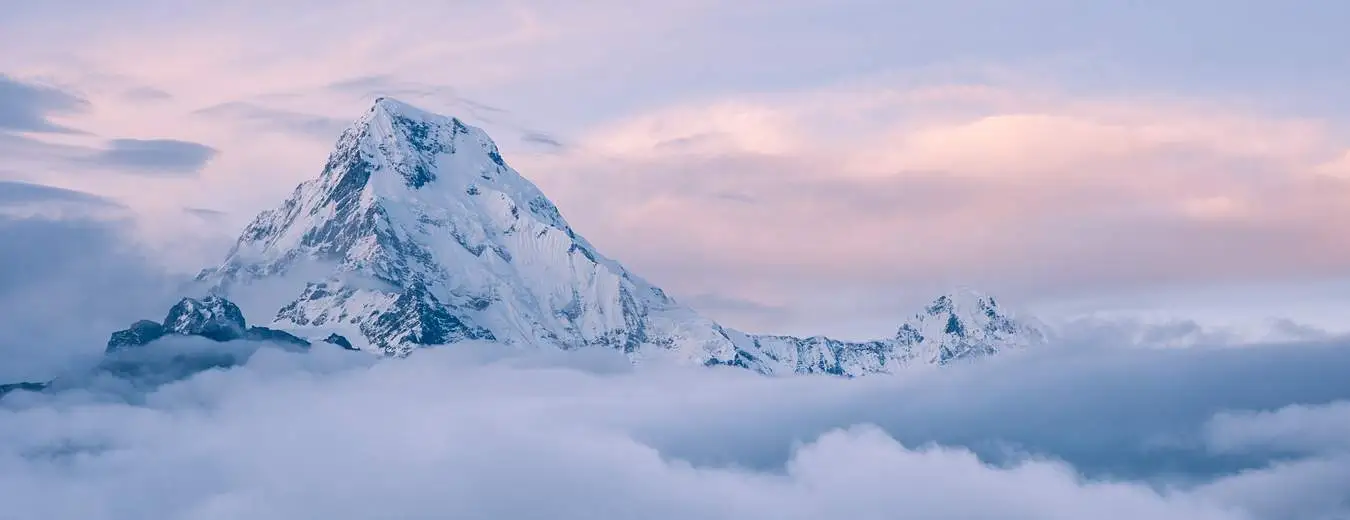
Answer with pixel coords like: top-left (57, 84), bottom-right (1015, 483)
top-left (2, 0), bottom-right (1350, 338)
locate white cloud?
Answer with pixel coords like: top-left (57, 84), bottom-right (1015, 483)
top-left (6, 339), bottom-right (1350, 519)
top-left (506, 83), bottom-right (1350, 335)
top-left (1205, 401), bottom-right (1350, 455)
top-left (1316, 150), bottom-right (1350, 178)
top-left (1196, 402), bottom-right (1350, 520)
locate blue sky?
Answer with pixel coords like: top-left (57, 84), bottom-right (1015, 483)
top-left (2, 0), bottom-right (1350, 339)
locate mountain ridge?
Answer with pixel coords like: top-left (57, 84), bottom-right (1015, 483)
top-left (191, 97), bottom-right (1046, 376)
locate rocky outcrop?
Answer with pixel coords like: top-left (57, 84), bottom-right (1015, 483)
top-left (107, 296), bottom-right (311, 351)
top-left (323, 333), bottom-right (358, 350)
top-left (0, 381), bottom-right (48, 398)
top-left (2, 296), bottom-right (355, 401)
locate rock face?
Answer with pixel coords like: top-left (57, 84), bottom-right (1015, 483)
top-left (162, 295), bottom-right (247, 341)
top-left (107, 296), bottom-right (311, 351)
top-left (324, 333), bottom-right (358, 351)
top-left (0, 381), bottom-right (48, 398)
top-left (190, 98), bottom-right (1047, 375)
top-left (106, 320), bottom-right (167, 353)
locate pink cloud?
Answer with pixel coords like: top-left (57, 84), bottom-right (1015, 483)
top-left (515, 84), bottom-right (1350, 330)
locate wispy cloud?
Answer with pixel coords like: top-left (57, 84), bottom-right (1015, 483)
top-left (514, 84), bottom-right (1350, 334)
top-left (120, 86), bottom-right (171, 102)
top-left (0, 75), bottom-right (88, 133)
top-left (0, 213), bottom-right (176, 380)
top-left (194, 101), bottom-right (348, 140)
top-left (182, 207), bottom-right (226, 219)
top-left (682, 292), bottom-right (792, 330)
top-left (0, 180), bottom-right (118, 208)
top-left (521, 131), bottom-right (565, 149)
top-left (86, 138), bottom-right (217, 175)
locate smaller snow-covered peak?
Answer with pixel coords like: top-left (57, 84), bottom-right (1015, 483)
top-left (163, 296), bottom-right (247, 338)
top-left (730, 289), bottom-right (1047, 376)
top-left (109, 296), bottom-right (314, 352)
top-left (896, 289), bottom-right (1045, 366)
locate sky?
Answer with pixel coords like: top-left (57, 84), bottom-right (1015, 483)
top-left (2, 0), bottom-right (1350, 339)
top-left (4, 3), bottom-right (1350, 519)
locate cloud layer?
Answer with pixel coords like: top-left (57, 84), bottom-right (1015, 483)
top-left (2, 337), bottom-right (1349, 520)
top-left (0, 210), bottom-right (180, 381)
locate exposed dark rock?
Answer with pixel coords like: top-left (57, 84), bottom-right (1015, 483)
top-left (107, 296), bottom-right (312, 351)
top-left (162, 295), bottom-right (247, 341)
top-left (359, 283), bottom-right (494, 355)
top-left (244, 326), bottom-right (311, 348)
top-left (323, 333), bottom-right (358, 351)
top-left (107, 319), bottom-right (167, 353)
top-left (1, 296), bottom-right (326, 400)
top-left (0, 381), bottom-right (48, 398)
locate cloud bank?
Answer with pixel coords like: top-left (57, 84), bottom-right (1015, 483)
top-left (1, 334), bottom-right (1349, 519)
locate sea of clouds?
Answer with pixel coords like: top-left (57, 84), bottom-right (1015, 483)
top-left (2, 336), bottom-right (1349, 519)
top-left (2, 209), bottom-right (1350, 520)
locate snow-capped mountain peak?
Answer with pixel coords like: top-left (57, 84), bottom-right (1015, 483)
top-left (198, 98), bottom-right (738, 362)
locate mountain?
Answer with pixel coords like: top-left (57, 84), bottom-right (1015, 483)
top-left (193, 98), bottom-right (1045, 375)
top-left (1, 296), bottom-right (353, 400)
top-left (106, 295), bottom-right (337, 352)
top-left (196, 98), bottom-right (746, 366)
top-left (726, 291), bottom-right (1047, 376)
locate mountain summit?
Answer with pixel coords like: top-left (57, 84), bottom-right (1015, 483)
top-left (195, 98), bottom-right (1045, 375)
